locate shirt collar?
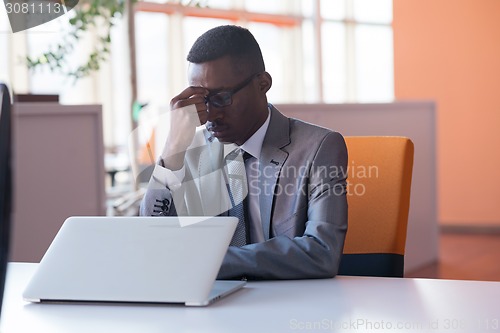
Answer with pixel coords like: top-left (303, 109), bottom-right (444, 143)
top-left (239, 107), bottom-right (271, 160)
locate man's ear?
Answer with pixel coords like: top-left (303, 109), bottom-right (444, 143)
top-left (258, 72), bottom-right (272, 94)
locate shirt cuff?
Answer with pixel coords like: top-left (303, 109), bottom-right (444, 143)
top-left (152, 161), bottom-right (185, 191)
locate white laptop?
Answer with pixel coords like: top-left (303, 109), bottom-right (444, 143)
top-left (23, 216), bottom-right (246, 306)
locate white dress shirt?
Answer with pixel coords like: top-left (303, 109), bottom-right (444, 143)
top-left (238, 109), bottom-right (271, 243)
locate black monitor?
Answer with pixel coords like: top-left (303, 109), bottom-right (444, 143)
top-left (0, 83), bottom-right (12, 318)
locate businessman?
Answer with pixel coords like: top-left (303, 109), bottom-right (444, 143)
top-left (140, 25), bottom-right (348, 280)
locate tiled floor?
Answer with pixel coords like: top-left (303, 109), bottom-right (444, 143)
top-left (406, 233), bottom-right (500, 281)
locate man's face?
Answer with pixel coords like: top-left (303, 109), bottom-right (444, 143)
top-left (188, 56), bottom-right (270, 146)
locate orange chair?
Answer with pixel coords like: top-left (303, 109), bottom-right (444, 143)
top-left (338, 136), bottom-right (414, 277)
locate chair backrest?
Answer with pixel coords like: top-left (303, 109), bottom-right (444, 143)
top-left (338, 136), bottom-right (414, 277)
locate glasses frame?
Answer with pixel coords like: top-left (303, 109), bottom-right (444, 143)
top-left (204, 72), bottom-right (261, 108)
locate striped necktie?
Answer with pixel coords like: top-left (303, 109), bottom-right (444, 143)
top-left (224, 148), bottom-right (251, 247)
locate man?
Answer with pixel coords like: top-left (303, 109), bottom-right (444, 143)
top-left (140, 25), bottom-right (348, 280)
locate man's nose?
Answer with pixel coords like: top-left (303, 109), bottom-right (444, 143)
top-left (206, 103), bottom-right (223, 122)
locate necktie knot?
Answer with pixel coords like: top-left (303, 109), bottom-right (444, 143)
top-left (243, 151), bottom-right (253, 161)
top-left (227, 148), bottom-right (252, 161)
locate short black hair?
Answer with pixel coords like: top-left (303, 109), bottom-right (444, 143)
top-left (187, 25), bottom-right (265, 74)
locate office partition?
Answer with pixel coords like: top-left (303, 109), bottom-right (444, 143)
top-left (11, 103), bottom-right (106, 262)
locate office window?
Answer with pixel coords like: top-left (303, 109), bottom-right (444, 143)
top-left (26, 16), bottom-right (102, 106)
top-left (200, 0), bottom-right (232, 10)
top-left (135, 12), bottom-right (169, 103)
top-left (320, 0), bottom-right (345, 20)
top-left (248, 22), bottom-right (290, 103)
top-left (135, 0), bottom-right (394, 105)
top-left (183, 17), bottom-right (232, 62)
top-left (355, 25), bottom-right (393, 102)
top-left (301, 20), bottom-right (318, 103)
top-left (321, 22), bottom-right (346, 103)
top-left (353, 0), bottom-right (392, 23)
top-left (320, 0), bottom-right (394, 102)
top-left (244, 0), bottom-right (292, 15)
top-left (352, 0), bottom-right (394, 102)
top-left (27, 19), bottom-right (66, 95)
top-left (2, 0), bottom-right (394, 148)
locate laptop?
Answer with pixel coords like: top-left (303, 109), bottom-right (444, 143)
top-left (23, 216), bottom-right (246, 306)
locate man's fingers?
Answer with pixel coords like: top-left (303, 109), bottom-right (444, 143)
top-left (197, 109), bottom-right (208, 125)
top-left (194, 100), bottom-right (208, 113)
top-left (171, 86), bottom-right (208, 109)
top-left (172, 97), bottom-right (207, 113)
top-left (176, 86), bottom-right (208, 99)
top-left (169, 86), bottom-right (209, 126)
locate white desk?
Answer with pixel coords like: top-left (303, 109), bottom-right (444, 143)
top-left (1, 263), bottom-right (499, 333)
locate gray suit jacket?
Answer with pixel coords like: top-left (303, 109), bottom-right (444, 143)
top-left (140, 105), bottom-right (348, 280)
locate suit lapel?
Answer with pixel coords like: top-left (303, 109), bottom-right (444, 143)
top-left (259, 105), bottom-right (290, 240)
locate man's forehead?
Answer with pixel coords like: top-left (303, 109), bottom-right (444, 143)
top-left (188, 59), bottom-right (242, 88)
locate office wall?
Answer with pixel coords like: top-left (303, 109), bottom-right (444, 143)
top-left (393, 0), bottom-right (500, 227)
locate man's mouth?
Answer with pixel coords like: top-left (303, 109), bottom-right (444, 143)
top-left (206, 122), bottom-right (227, 134)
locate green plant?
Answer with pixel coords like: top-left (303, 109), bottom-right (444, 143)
top-left (25, 0), bottom-right (130, 80)
top-left (25, 0), bottom-right (205, 81)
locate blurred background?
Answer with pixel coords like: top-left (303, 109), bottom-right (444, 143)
top-left (1, 0), bottom-right (499, 279)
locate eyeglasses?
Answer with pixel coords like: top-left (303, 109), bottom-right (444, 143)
top-left (204, 73), bottom-right (260, 108)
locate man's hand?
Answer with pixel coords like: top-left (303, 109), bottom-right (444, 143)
top-left (160, 86), bottom-right (208, 170)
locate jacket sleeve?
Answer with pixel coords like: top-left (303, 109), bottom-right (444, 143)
top-left (139, 163), bottom-right (186, 216)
